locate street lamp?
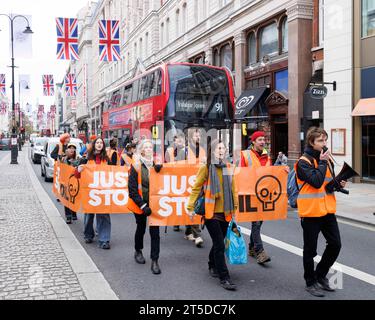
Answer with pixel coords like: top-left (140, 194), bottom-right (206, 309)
top-left (18, 80), bottom-right (30, 151)
top-left (0, 13), bottom-right (33, 164)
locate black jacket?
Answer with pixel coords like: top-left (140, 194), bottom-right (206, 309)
top-left (51, 144), bottom-right (67, 161)
top-left (296, 146), bottom-right (333, 189)
top-left (128, 162), bottom-right (162, 209)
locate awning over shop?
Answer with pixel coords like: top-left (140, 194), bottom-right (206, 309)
top-left (352, 98), bottom-right (375, 116)
top-left (234, 87), bottom-right (268, 119)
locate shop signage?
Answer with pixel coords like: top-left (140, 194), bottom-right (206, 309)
top-left (310, 86), bottom-right (328, 99)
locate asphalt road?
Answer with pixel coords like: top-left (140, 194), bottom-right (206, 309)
top-left (28, 149), bottom-right (375, 300)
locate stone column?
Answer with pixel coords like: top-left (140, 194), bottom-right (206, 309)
top-left (234, 31), bottom-right (246, 98)
top-left (204, 39), bottom-right (213, 65)
top-left (287, 0), bottom-right (314, 162)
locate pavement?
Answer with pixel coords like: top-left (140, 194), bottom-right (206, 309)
top-left (0, 146), bottom-right (374, 300)
top-left (0, 149), bottom-right (118, 300)
top-left (335, 182), bottom-right (375, 226)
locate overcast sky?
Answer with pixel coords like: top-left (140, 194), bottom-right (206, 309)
top-left (0, 0), bottom-right (91, 113)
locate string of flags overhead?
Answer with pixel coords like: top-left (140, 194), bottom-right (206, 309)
top-left (1, 17), bottom-right (121, 102)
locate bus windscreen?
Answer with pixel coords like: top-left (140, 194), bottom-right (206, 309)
top-left (167, 65), bottom-right (233, 121)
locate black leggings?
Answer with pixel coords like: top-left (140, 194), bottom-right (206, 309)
top-left (205, 218), bottom-right (229, 281)
top-left (134, 213), bottom-right (160, 261)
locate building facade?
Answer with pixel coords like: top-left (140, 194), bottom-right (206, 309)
top-left (352, 0), bottom-right (375, 182)
top-left (68, 0), bottom-right (329, 162)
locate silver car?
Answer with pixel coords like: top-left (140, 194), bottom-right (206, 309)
top-left (31, 137), bottom-right (49, 163)
top-left (40, 137), bottom-right (84, 182)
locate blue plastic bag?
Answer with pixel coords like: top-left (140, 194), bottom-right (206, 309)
top-left (225, 219), bottom-right (248, 265)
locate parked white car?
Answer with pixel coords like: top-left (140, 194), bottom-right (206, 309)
top-left (40, 137), bottom-right (84, 182)
top-left (30, 137), bottom-right (49, 163)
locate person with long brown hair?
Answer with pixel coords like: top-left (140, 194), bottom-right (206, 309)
top-left (187, 139), bottom-right (238, 291)
top-left (76, 137), bottom-right (112, 249)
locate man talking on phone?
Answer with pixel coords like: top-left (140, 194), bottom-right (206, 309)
top-left (295, 127), bottom-right (346, 297)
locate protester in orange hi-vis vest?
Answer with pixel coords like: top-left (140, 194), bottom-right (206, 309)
top-left (181, 128), bottom-right (207, 247)
top-left (165, 134), bottom-right (186, 164)
top-left (106, 137), bottom-right (120, 166)
top-left (240, 131), bottom-right (272, 264)
top-left (295, 127), bottom-right (345, 298)
top-left (120, 142), bottom-right (136, 167)
top-left (75, 137), bottom-right (113, 250)
top-left (128, 139), bottom-right (163, 275)
top-left (51, 133), bottom-right (71, 161)
top-left (187, 139), bottom-right (238, 291)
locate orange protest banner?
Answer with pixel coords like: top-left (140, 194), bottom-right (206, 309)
top-left (149, 164), bottom-right (203, 226)
top-left (234, 166), bottom-right (288, 222)
top-left (53, 162), bottom-right (130, 214)
top-left (52, 162), bottom-right (81, 212)
top-left (148, 165), bottom-right (288, 226)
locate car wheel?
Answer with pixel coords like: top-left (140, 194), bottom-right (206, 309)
top-left (32, 156), bottom-right (36, 164)
top-left (41, 166), bottom-right (45, 177)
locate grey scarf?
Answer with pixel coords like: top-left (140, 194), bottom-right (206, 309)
top-left (209, 160), bottom-right (234, 215)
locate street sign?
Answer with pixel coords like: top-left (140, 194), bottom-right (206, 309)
top-left (310, 86), bottom-right (328, 99)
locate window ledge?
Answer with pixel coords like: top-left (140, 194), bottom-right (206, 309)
top-left (311, 46), bottom-right (324, 52)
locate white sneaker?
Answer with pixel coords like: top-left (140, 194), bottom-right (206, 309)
top-left (195, 237), bottom-right (204, 247)
top-left (184, 234), bottom-right (195, 241)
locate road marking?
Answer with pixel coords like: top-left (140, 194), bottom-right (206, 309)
top-left (289, 208), bottom-right (375, 232)
top-left (336, 217), bottom-right (375, 232)
top-left (240, 226), bottom-right (375, 286)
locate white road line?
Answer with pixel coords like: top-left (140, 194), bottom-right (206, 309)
top-left (336, 218), bottom-right (375, 232)
top-left (240, 225), bottom-right (375, 286)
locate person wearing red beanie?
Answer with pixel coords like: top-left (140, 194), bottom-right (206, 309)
top-left (240, 130), bottom-right (272, 264)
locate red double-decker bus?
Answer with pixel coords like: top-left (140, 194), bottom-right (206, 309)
top-left (102, 62), bottom-right (235, 159)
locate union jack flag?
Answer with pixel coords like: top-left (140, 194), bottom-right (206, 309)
top-left (64, 73), bottom-right (77, 97)
top-left (99, 20), bottom-right (121, 62)
top-left (0, 74), bottom-right (6, 97)
top-left (56, 17), bottom-right (79, 60)
top-left (42, 75), bottom-right (54, 96)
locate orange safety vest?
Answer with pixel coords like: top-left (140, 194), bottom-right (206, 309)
top-left (241, 149), bottom-right (271, 168)
top-left (294, 156), bottom-right (336, 218)
top-left (126, 160), bottom-right (144, 215)
top-left (204, 163), bottom-right (234, 222)
top-left (187, 145), bottom-right (206, 164)
top-left (106, 147), bottom-right (120, 165)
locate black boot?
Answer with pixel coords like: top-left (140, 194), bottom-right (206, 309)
top-left (151, 260), bottom-right (161, 274)
top-left (72, 213), bottom-right (77, 221)
top-left (66, 217), bottom-right (72, 224)
top-left (134, 250), bottom-right (146, 264)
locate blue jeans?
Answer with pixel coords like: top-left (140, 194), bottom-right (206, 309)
top-left (84, 214), bottom-right (111, 242)
top-left (249, 221), bottom-right (264, 253)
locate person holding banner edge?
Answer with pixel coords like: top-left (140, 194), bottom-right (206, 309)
top-left (76, 137), bottom-right (113, 250)
top-left (187, 139), bottom-right (238, 291)
top-left (240, 131), bottom-right (272, 264)
top-left (296, 127), bottom-right (345, 297)
top-left (61, 142), bottom-right (79, 224)
top-left (127, 139), bottom-right (163, 275)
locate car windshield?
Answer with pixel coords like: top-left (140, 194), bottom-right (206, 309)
top-left (2, 139), bottom-right (10, 143)
top-left (35, 138), bottom-right (47, 146)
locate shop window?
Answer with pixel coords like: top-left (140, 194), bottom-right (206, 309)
top-left (275, 70), bottom-right (288, 95)
top-left (221, 44), bottom-right (233, 70)
top-left (361, 67), bottom-right (375, 98)
top-left (259, 23), bottom-right (278, 59)
top-left (247, 32), bottom-right (257, 65)
top-left (281, 17), bottom-right (288, 53)
top-left (362, 0), bottom-right (375, 37)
